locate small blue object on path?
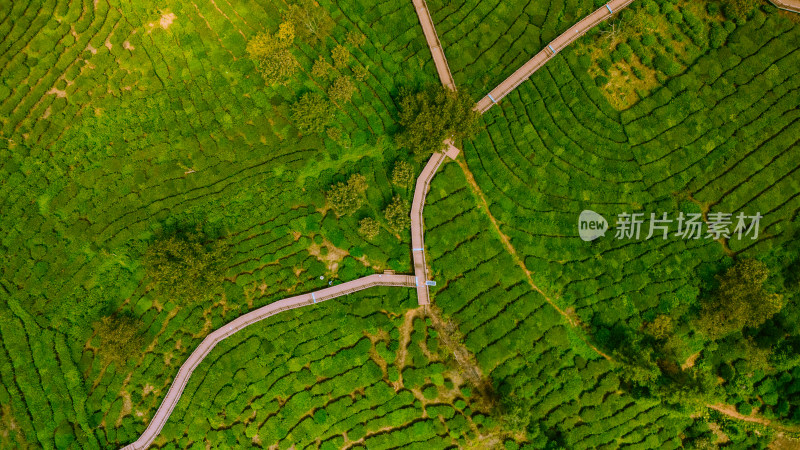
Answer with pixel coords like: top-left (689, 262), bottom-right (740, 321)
top-left (606, 4), bottom-right (613, 13)
top-left (488, 93), bottom-right (497, 103)
top-left (312, 292), bottom-right (316, 304)
top-left (548, 44), bottom-right (556, 54)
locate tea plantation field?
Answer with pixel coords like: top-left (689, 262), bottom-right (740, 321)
top-left (427, 0), bottom-right (598, 94)
top-left (2, 0), bottom-right (800, 447)
top-left (458, 3), bottom-right (800, 442)
top-left (0, 0), bottom-right (438, 447)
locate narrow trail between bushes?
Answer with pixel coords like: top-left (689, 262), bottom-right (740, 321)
top-left (124, 1), bottom-right (668, 447)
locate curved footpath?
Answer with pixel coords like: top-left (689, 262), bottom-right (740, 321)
top-left (475, 0), bottom-right (636, 113)
top-left (412, 0), bottom-right (457, 90)
top-left (410, 141), bottom-right (461, 305)
top-left (769, 0), bottom-right (800, 12)
top-left (124, 1), bottom-right (650, 447)
top-left (121, 274), bottom-right (415, 450)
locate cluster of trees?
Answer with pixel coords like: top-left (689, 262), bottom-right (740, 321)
top-left (92, 314), bottom-right (146, 366)
top-left (697, 259), bottom-right (784, 339)
top-left (246, 23), bottom-right (298, 85)
top-left (143, 227), bottom-right (229, 304)
top-left (395, 86), bottom-right (481, 157)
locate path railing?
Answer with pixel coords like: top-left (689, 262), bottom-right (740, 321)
top-left (475, 0), bottom-right (637, 113)
top-left (121, 274), bottom-right (415, 450)
top-left (412, 0), bottom-right (457, 90)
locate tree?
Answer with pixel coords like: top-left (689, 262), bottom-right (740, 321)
top-left (723, 0), bottom-right (757, 21)
top-left (353, 64), bottom-right (369, 82)
top-left (332, 45), bottom-right (350, 70)
top-left (283, 0), bottom-right (334, 44)
top-left (358, 217), bottom-right (380, 240)
top-left (312, 56), bottom-right (333, 81)
top-left (346, 30), bottom-right (366, 48)
top-left (384, 196), bottom-right (410, 231)
top-left (395, 86), bottom-right (482, 157)
top-left (246, 24), bottom-right (298, 85)
top-left (697, 259), bottom-right (784, 339)
top-left (391, 160), bottom-right (414, 188)
top-left (326, 127), bottom-right (351, 148)
top-left (93, 314), bottom-right (146, 365)
top-left (326, 174), bottom-right (368, 216)
top-left (291, 92), bottom-right (333, 133)
top-left (328, 76), bottom-right (356, 104)
top-left (143, 228), bottom-right (228, 304)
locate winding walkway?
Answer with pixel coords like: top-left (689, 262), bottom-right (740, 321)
top-left (476, 0), bottom-right (636, 112)
top-left (412, 0), bottom-right (456, 90)
top-left (121, 274), bottom-right (415, 450)
top-left (410, 140), bottom-right (460, 305)
top-left (125, 2), bottom-right (647, 447)
top-left (769, 0), bottom-right (800, 12)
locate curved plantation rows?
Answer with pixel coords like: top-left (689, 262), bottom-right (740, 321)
top-left (423, 162), bottom-right (720, 448)
top-left (458, 4), bottom-right (799, 433)
top-left (426, 0), bottom-right (598, 94)
top-left (0, 0), bottom-right (438, 447)
top-left (145, 287), bottom-right (510, 448)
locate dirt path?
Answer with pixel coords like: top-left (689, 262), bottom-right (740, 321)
top-left (707, 404), bottom-right (800, 433)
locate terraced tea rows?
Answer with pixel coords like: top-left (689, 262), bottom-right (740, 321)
top-left (424, 162), bottom-right (716, 448)
top-left (462, 6), bottom-right (800, 374)
top-left (426, 0), bottom-right (598, 94)
top-left (0, 0), bottom-right (437, 447)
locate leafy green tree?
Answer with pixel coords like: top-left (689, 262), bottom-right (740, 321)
top-left (291, 92), bottom-right (333, 133)
top-left (93, 314), bottom-right (146, 365)
top-left (311, 56), bottom-right (333, 80)
top-left (326, 174), bottom-right (368, 216)
top-left (384, 196), bottom-right (410, 231)
top-left (332, 45), bottom-right (350, 69)
top-left (353, 64), bottom-right (369, 81)
top-left (723, 0), bottom-right (757, 21)
top-left (697, 259), bottom-right (784, 339)
top-left (395, 86), bottom-right (482, 157)
top-left (246, 23), bottom-right (298, 85)
top-left (283, 0), bottom-right (334, 44)
top-left (328, 76), bottom-right (356, 104)
top-left (346, 30), bottom-right (366, 48)
top-left (144, 228), bottom-right (228, 304)
top-left (391, 160), bottom-right (414, 188)
top-left (357, 217), bottom-right (380, 240)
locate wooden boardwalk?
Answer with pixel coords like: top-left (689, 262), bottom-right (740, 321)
top-left (475, 0), bottom-right (636, 113)
top-left (412, 0), bottom-right (457, 90)
top-left (122, 0), bottom-right (661, 446)
top-left (769, 0), bottom-right (800, 12)
top-left (120, 274), bottom-right (415, 450)
top-left (410, 140), bottom-right (460, 305)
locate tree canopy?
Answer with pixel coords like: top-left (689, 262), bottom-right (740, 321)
top-left (143, 228), bottom-right (229, 304)
top-left (246, 23), bottom-right (298, 86)
top-left (384, 196), bottom-right (411, 231)
top-left (395, 86), bottom-right (482, 157)
top-left (291, 92), bottom-right (334, 133)
top-left (283, 0), bottom-right (334, 44)
top-left (326, 174), bottom-right (368, 216)
top-left (93, 314), bottom-right (146, 366)
top-left (697, 259), bottom-right (784, 339)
